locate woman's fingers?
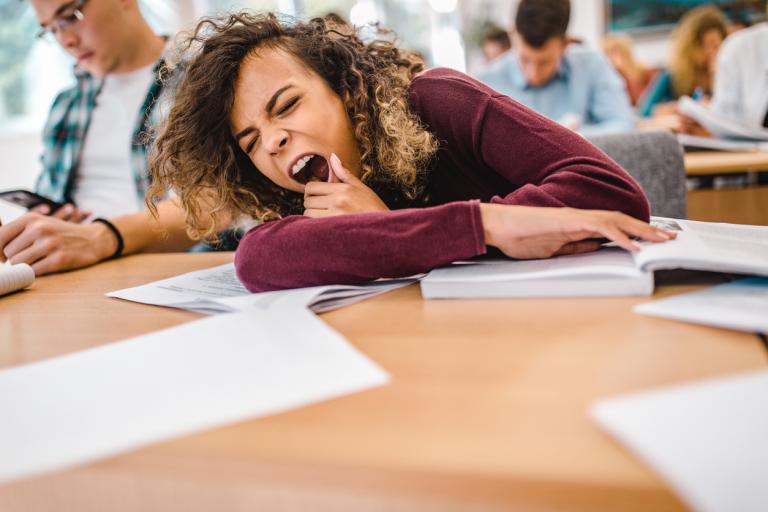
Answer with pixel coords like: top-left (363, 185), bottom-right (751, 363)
top-left (577, 212), bottom-right (676, 250)
top-left (553, 240), bottom-right (602, 256)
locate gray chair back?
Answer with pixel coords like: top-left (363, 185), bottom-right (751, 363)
top-left (588, 131), bottom-right (687, 219)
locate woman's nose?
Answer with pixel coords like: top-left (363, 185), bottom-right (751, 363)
top-left (267, 130), bottom-right (289, 156)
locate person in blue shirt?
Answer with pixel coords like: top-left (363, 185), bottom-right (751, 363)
top-left (476, 0), bottom-right (634, 136)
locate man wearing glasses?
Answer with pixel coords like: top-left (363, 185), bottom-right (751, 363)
top-left (0, 0), bottom-right (219, 274)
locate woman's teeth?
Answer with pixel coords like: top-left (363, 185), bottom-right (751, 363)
top-left (292, 155), bottom-right (315, 176)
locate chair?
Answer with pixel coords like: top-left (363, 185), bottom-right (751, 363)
top-left (588, 130), bottom-right (687, 219)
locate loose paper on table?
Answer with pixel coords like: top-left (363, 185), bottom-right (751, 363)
top-left (0, 308), bottom-right (389, 483)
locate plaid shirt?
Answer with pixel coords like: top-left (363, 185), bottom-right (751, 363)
top-left (35, 57), bottom-right (174, 206)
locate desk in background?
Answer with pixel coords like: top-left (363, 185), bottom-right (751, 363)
top-left (684, 150), bottom-right (768, 225)
top-left (1, 253), bottom-right (765, 511)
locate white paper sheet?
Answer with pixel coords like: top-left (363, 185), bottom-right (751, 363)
top-left (107, 263), bottom-right (418, 314)
top-left (635, 278), bottom-right (768, 333)
top-left (591, 370), bottom-right (768, 512)
top-left (0, 308), bottom-right (389, 483)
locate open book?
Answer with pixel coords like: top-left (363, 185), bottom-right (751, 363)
top-left (676, 133), bottom-right (768, 152)
top-left (420, 217), bottom-right (768, 299)
top-left (677, 96), bottom-right (768, 143)
top-left (107, 263), bottom-right (419, 314)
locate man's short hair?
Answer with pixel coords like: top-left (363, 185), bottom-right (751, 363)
top-left (482, 24), bottom-right (512, 51)
top-left (515, 0), bottom-right (571, 48)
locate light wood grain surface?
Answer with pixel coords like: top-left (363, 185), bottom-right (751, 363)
top-left (1, 253), bottom-right (765, 511)
top-left (684, 150), bottom-right (768, 175)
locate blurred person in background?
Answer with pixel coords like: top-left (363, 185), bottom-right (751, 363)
top-left (0, 0), bottom-right (231, 276)
top-left (480, 24), bottom-right (511, 64)
top-left (680, 4), bottom-right (768, 135)
top-left (638, 4), bottom-right (727, 117)
top-left (601, 33), bottom-right (658, 107)
top-left (476, 0), bottom-right (633, 136)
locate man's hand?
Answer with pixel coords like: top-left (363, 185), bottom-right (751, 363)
top-left (479, 204), bottom-right (675, 259)
top-left (30, 202), bottom-right (92, 223)
top-left (0, 213), bottom-right (117, 275)
top-left (674, 113), bottom-right (711, 136)
top-left (303, 153), bottom-right (389, 218)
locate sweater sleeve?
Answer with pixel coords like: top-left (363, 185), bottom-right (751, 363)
top-left (235, 201), bottom-right (486, 292)
top-left (410, 69), bottom-right (650, 221)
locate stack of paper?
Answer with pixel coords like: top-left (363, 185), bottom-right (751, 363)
top-left (420, 248), bottom-right (653, 299)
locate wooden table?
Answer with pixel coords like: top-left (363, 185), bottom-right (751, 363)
top-left (684, 150), bottom-right (768, 175)
top-left (684, 150), bottom-right (768, 225)
top-left (1, 254), bottom-right (765, 511)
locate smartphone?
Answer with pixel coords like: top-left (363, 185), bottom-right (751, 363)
top-left (0, 190), bottom-right (64, 212)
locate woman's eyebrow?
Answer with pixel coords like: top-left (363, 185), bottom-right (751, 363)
top-left (234, 84), bottom-right (296, 142)
top-left (235, 126), bottom-right (256, 142)
top-left (265, 84), bottom-right (294, 114)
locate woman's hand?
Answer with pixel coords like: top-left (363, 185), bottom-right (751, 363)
top-left (303, 153), bottom-right (389, 218)
top-left (479, 204), bottom-right (675, 259)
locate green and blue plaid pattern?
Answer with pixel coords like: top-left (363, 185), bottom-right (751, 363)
top-left (35, 58), bottom-right (171, 206)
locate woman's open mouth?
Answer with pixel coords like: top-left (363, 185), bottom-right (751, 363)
top-left (290, 154), bottom-right (330, 185)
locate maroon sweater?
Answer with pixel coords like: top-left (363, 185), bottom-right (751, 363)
top-left (235, 68), bottom-right (650, 291)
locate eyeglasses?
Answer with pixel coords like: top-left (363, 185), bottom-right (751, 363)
top-left (36, 0), bottom-right (87, 41)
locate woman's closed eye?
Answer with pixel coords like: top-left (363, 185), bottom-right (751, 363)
top-left (277, 97), bottom-right (300, 116)
top-left (245, 134), bottom-right (260, 154)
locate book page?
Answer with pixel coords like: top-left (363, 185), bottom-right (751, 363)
top-left (678, 96), bottom-right (768, 141)
top-left (0, 308), bottom-right (389, 483)
top-left (106, 263), bottom-right (250, 313)
top-left (592, 370), bottom-right (768, 512)
top-left (676, 133), bottom-right (768, 152)
top-left (636, 218), bottom-right (768, 276)
top-left (0, 263), bottom-right (34, 297)
top-left (107, 263), bottom-right (418, 314)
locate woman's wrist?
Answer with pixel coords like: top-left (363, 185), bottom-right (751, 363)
top-left (479, 203), bottom-right (502, 248)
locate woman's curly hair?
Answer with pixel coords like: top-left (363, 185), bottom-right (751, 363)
top-left (148, 12), bottom-right (438, 240)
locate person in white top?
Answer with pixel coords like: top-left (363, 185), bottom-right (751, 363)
top-left (679, 5), bottom-right (768, 134)
top-left (0, 0), bottom-right (230, 275)
top-left (708, 20), bottom-right (768, 129)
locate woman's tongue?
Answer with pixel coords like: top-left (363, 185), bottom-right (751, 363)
top-left (294, 155), bottom-right (329, 184)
